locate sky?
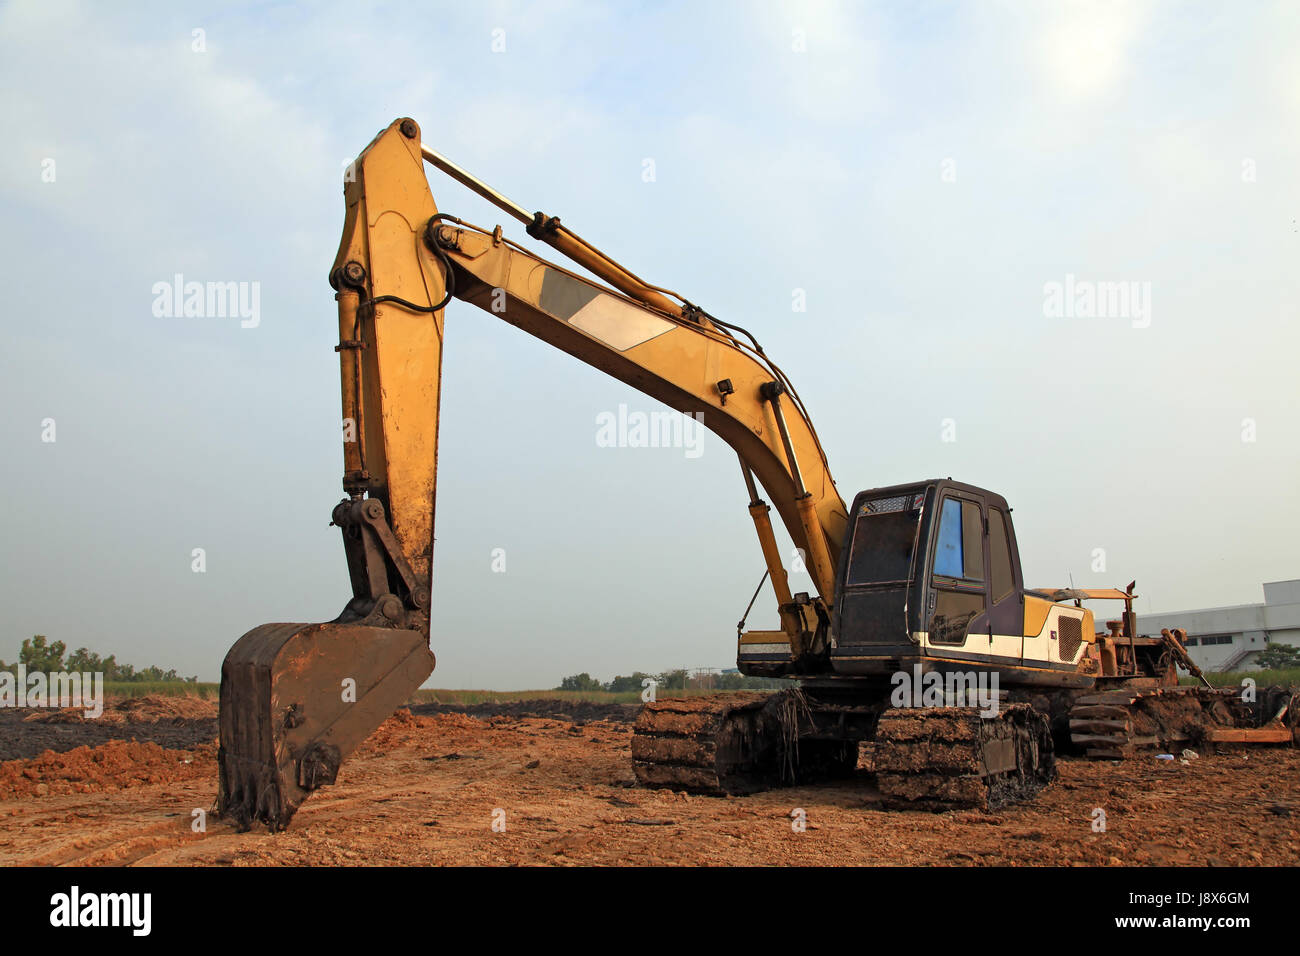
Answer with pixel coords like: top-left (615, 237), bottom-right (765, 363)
top-left (1, 0), bottom-right (1297, 687)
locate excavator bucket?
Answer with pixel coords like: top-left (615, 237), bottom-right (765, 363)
top-left (218, 620), bottom-right (435, 830)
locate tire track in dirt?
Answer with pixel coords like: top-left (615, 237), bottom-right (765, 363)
top-left (29, 820), bottom-right (193, 867)
top-left (4, 779), bottom-right (219, 866)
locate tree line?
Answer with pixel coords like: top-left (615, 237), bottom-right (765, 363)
top-left (1, 635), bottom-right (199, 683)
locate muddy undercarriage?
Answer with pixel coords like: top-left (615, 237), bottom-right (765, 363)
top-left (631, 680), bottom-right (1299, 811)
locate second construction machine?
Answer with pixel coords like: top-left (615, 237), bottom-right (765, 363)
top-left (218, 118), bottom-right (1297, 829)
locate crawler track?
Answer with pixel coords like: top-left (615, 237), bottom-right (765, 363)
top-left (631, 693), bottom-right (780, 795)
top-left (874, 703), bottom-right (1055, 811)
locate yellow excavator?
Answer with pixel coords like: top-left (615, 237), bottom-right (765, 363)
top-left (217, 118), bottom-right (1297, 830)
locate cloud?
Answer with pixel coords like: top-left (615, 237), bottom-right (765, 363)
top-left (749, 0), bottom-right (887, 122)
top-left (1032, 0), bottom-right (1151, 103)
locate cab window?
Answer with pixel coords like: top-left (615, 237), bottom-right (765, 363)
top-left (989, 508), bottom-right (1015, 602)
top-left (934, 497), bottom-right (983, 582)
top-left (846, 494), bottom-right (923, 586)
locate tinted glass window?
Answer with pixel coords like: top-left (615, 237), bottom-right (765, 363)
top-left (934, 498), bottom-right (963, 577)
top-left (930, 590), bottom-right (984, 645)
top-left (962, 501), bottom-right (984, 581)
top-left (846, 494), bottom-right (923, 585)
top-left (934, 497), bottom-right (983, 582)
top-left (989, 509), bottom-right (1014, 602)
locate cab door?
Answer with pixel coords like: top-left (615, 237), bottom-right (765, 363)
top-left (925, 494), bottom-right (989, 650)
top-left (985, 506), bottom-right (1024, 663)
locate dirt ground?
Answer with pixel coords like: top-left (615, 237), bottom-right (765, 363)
top-left (0, 695), bottom-right (217, 762)
top-left (0, 696), bottom-right (1296, 866)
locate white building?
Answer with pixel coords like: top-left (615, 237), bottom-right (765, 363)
top-left (1138, 579), bottom-right (1300, 672)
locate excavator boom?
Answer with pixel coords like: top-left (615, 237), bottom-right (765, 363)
top-left (218, 117), bottom-right (848, 829)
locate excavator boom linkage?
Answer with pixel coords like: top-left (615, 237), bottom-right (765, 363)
top-left (217, 117), bottom-right (847, 828)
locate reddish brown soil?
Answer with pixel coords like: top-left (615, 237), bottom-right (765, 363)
top-left (0, 740), bottom-right (214, 799)
top-left (0, 704), bottom-right (1296, 866)
top-left (24, 693), bottom-right (217, 724)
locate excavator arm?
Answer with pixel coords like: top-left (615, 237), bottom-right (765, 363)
top-left (218, 117), bottom-right (848, 829)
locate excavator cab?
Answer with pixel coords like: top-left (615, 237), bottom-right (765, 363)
top-left (827, 479), bottom-right (1030, 678)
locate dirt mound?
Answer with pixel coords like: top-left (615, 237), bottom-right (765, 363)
top-left (360, 709), bottom-right (486, 752)
top-left (410, 698), bottom-right (638, 724)
top-left (422, 711), bottom-right (487, 732)
top-left (113, 694), bottom-right (217, 722)
top-left (0, 739), bottom-right (215, 800)
top-left (23, 694), bottom-right (217, 725)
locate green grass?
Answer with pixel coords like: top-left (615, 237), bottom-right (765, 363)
top-left (1186, 668), bottom-right (1300, 689)
top-left (102, 681), bottom-right (219, 699)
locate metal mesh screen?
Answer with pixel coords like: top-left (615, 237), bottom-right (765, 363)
top-left (862, 494), bottom-right (911, 515)
top-left (1058, 616), bottom-right (1083, 660)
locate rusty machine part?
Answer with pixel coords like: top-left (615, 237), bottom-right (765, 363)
top-left (1065, 621), bottom-right (1294, 759)
top-left (1069, 681), bottom-right (1300, 759)
top-left (1159, 627), bottom-right (1212, 688)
